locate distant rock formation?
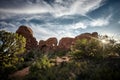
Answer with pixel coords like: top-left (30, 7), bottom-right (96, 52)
top-left (92, 32), bottom-right (98, 37)
top-left (16, 26), bottom-right (38, 50)
top-left (57, 32), bottom-right (98, 51)
top-left (38, 32), bottom-right (98, 52)
top-left (16, 26), bottom-right (98, 53)
top-left (38, 37), bottom-right (58, 53)
top-left (74, 32), bottom-right (98, 41)
top-left (39, 40), bottom-right (46, 50)
top-left (58, 37), bottom-right (74, 51)
top-left (46, 37), bottom-right (58, 48)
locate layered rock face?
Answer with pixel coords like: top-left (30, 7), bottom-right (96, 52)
top-left (16, 26), bottom-right (38, 50)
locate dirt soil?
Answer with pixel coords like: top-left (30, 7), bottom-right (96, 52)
top-left (9, 67), bottom-right (30, 79)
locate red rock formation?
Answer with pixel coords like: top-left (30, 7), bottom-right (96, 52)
top-left (75, 32), bottom-right (98, 41)
top-left (58, 37), bottom-right (74, 50)
top-left (39, 37), bottom-right (58, 53)
top-left (75, 33), bottom-right (91, 40)
top-left (58, 32), bottom-right (98, 51)
top-left (46, 37), bottom-right (58, 48)
top-left (39, 40), bottom-right (47, 53)
top-left (39, 40), bottom-right (46, 48)
top-left (16, 26), bottom-right (38, 50)
top-left (92, 32), bottom-right (98, 38)
top-left (16, 25), bottom-right (98, 54)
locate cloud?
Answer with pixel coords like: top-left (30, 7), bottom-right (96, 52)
top-left (0, 0), bottom-right (104, 17)
top-left (69, 22), bottom-right (87, 29)
top-left (0, 11), bottom-right (112, 41)
top-left (118, 21), bottom-right (120, 24)
top-left (28, 23), bottom-right (76, 41)
top-left (90, 14), bottom-right (112, 27)
top-left (90, 19), bottom-right (109, 27)
top-left (74, 22), bottom-right (87, 29)
top-left (68, 0), bottom-right (103, 15)
top-left (50, 0), bottom-right (104, 17)
top-left (0, 0), bottom-right (112, 41)
top-left (0, 21), bottom-right (17, 32)
top-left (25, 19), bottom-right (87, 41)
top-left (0, 21), bottom-right (16, 28)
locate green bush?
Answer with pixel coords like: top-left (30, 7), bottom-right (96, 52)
top-left (70, 38), bottom-right (103, 60)
top-left (71, 36), bottom-right (120, 60)
top-left (24, 56), bottom-right (81, 80)
top-left (0, 30), bottom-right (26, 80)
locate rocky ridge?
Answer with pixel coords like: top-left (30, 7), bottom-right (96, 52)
top-left (16, 26), bottom-right (98, 52)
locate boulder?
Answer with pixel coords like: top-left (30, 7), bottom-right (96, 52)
top-left (46, 37), bottom-right (58, 48)
top-left (39, 37), bottom-right (58, 53)
top-left (58, 37), bottom-right (74, 50)
top-left (16, 26), bottom-right (38, 50)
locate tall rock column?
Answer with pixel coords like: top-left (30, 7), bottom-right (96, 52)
top-left (16, 26), bottom-right (38, 50)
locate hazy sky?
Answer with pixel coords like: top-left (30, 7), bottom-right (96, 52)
top-left (0, 0), bottom-right (120, 41)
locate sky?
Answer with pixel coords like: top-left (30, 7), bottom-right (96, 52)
top-left (0, 0), bottom-right (120, 41)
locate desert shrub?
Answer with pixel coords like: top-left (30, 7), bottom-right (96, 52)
top-left (24, 55), bottom-right (52, 80)
top-left (93, 63), bottom-right (120, 80)
top-left (70, 35), bottom-right (120, 60)
top-left (24, 55), bottom-right (81, 80)
top-left (24, 49), bottom-right (40, 61)
top-left (76, 56), bottom-right (120, 80)
top-left (113, 43), bottom-right (120, 55)
top-left (54, 50), bottom-right (69, 57)
top-left (70, 38), bottom-right (103, 60)
top-left (70, 35), bottom-right (120, 80)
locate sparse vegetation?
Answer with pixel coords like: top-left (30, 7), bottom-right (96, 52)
top-left (23, 35), bottom-right (120, 80)
top-left (0, 30), bottom-right (120, 80)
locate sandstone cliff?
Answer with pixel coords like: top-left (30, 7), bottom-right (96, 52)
top-left (16, 26), bottom-right (98, 52)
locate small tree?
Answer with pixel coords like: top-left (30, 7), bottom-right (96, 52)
top-left (0, 30), bottom-right (26, 79)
